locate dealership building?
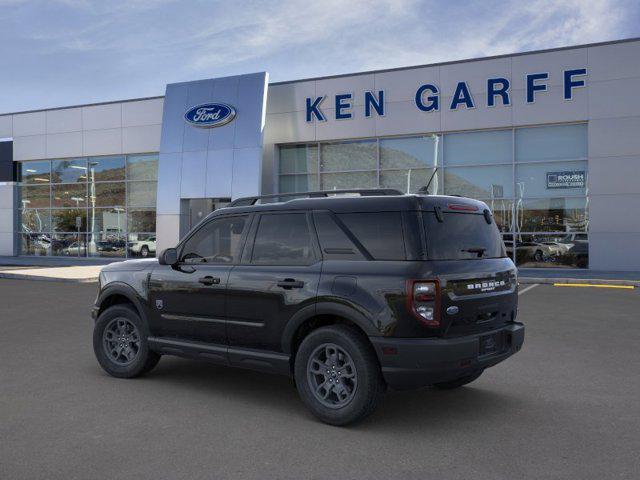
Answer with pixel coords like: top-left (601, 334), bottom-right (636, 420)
top-left (0, 37), bottom-right (639, 270)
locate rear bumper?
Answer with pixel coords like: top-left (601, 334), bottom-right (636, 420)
top-left (370, 323), bottom-right (524, 390)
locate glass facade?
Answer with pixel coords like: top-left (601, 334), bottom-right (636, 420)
top-left (278, 124), bottom-right (588, 268)
top-left (17, 154), bottom-right (158, 258)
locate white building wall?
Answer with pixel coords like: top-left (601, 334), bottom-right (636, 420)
top-left (0, 97), bottom-right (164, 256)
top-left (5, 97), bottom-right (164, 161)
top-left (264, 38), bottom-right (640, 271)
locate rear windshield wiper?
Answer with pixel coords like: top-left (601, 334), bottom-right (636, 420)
top-left (461, 247), bottom-right (486, 258)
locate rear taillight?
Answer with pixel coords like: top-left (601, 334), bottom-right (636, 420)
top-left (407, 280), bottom-right (441, 327)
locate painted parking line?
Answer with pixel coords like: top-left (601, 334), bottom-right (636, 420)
top-left (518, 284), bottom-right (539, 295)
top-left (553, 283), bottom-right (635, 289)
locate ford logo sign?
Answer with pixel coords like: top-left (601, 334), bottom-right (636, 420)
top-left (184, 103), bottom-right (236, 128)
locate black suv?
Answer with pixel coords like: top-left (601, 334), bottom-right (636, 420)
top-left (92, 189), bottom-right (524, 425)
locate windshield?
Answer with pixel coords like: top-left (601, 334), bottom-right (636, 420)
top-left (423, 212), bottom-right (506, 260)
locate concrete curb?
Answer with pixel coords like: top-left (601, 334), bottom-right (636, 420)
top-left (519, 277), bottom-right (639, 287)
top-left (0, 272), bottom-right (98, 283)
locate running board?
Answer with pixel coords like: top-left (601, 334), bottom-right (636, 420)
top-left (147, 337), bottom-right (291, 376)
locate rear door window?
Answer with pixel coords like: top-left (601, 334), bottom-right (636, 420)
top-left (337, 212), bottom-right (406, 260)
top-left (251, 213), bottom-right (315, 265)
top-left (423, 212), bottom-right (506, 260)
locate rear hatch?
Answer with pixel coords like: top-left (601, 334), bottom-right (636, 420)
top-left (420, 200), bottom-right (518, 338)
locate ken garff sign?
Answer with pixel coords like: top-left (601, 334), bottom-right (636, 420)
top-left (305, 68), bottom-right (587, 122)
top-left (184, 102), bottom-right (237, 128)
top-left (547, 170), bottom-right (586, 189)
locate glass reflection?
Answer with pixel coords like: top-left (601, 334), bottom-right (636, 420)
top-left (279, 174), bottom-right (318, 193)
top-left (508, 233), bottom-right (588, 268)
top-left (380, 135), bottom-right (441, 169)
top-left (320, 171), bottom-right (377, 190)
top-left (51, 209), bottom-right (87, 232)
top-left (127, 154), bottom-right (158, 181)
top-left (51, 159), bottom-right (87, 183)
top-left (127, 233), bottom-right (157, 258)
top-left (20, 233), bottom-right (52, 256)
top-left (52, 183), bottom-right (87, 207)
top-left (21, 209), bottom-right (51, 233)
top-left (92, 156), bottom-right (125, 182)
top-left (20, 185), bottom-right (50, 209)
top-left (321, 140), bottom-right (377, 172)
top-left (515, 197), bottom-right (588, 233)
top-left (19, 161), bottom-right (50, 184)
top-left (516, 161), bottom-right (587, 198)
top-left (444, 129), bottom-right (512, 165)
top-left (480, 199), bottom-right (514, 233)
top-left (516, 124), bottom-right (587, 162)
top-left (127, 181), bottom-right (156, 207)
top-left (279, 145), bottom-right (317, 175)
top-left (380, 169), bottom-right (440, 194)
top-left (444, 165), bottom-right (513, 199)
top-left (50, 234), bottom-right (86, 257)
top-left (94, 182), bottom-right (125, 207)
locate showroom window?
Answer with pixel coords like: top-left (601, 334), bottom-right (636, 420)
top-left (278, 123), bottom-right (588, 268)
top-left (17, 153), bottom-right (158, 259)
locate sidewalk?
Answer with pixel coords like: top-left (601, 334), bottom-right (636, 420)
top-left (518, 268), bottom-right (640, 287)
top-left (0, 265), bottom-right (103, 283)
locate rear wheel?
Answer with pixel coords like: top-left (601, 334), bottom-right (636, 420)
top-left (140, 245), bottom-right (150, 258)
top-left (93, 304), bottom-right (160, 378)
top-left (433, 370), bottom-right (483, 390)
top-left (294, 325), bottom-right (385, 426)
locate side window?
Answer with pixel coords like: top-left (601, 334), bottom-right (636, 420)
top-left (251, 213), bottom-right (314, 265)
top-left (180, 215), bottom-right (248, 264)
top-left (313, 212), bottom-right (366, 261)
top-left (337, 212), bottom-right (406, 260)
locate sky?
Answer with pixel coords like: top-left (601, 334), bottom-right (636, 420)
top-left (0, 0), bottom-right (639, 113)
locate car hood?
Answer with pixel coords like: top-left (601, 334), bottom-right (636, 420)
top-left (101, 258), bottom-right (158, 272)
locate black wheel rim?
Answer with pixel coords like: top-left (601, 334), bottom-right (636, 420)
top-left (103, 318), bottom-right (141, 366)
top-left (307, 343), bottom-right (357, 409)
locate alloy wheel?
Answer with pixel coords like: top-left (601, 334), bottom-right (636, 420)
top-left (103, 318), bottom-right (141, 366)
top-left (307, 343), bottom-right (358, 409)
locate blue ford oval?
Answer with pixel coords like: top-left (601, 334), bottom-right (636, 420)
top-left (184, 103), bottom-right (236, 127)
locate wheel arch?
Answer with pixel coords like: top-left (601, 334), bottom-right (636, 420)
top-left (96, 282), bottom-right (148, 324)
top-left (282, 302), bottom-right (380, 360)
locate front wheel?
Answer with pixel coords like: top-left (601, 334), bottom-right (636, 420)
top-left (140, 245), bottom-right (149, 258)
top-left (294, 325), bottom-right (386, 426)
top-left (93, 304), bottom-right (160, 378)
top-left (433, 370), bottom-right (483, 390)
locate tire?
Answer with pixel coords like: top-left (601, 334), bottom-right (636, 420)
top-left (140, 246), bottom-right (149, 258)
top-left (433, 370), bottom-right (483, 390)
top-left (294, 325), bottom-right (386, 426)
top-left (93, 304), bottom-right (160, 378)
top-left (534, 250), bottom-right (543, 262)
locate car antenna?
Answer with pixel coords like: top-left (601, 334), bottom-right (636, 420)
top-left (419, 167), bottom-right (439, 195)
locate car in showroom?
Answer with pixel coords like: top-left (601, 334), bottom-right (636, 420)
top-left (128, 236), bottom-right (156, 258)
top-left (91, 189), bottom-right (524, 425)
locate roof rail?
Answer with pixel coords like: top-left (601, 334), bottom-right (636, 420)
top-left (227, 189), bottom-right (403, 207)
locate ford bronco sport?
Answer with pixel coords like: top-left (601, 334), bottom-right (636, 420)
top-left (92, 189), bottom-right (524, 425)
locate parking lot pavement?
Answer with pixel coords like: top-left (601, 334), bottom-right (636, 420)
top-left (1, 279), bottom-right (639, 480)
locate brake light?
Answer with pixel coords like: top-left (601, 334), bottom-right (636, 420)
top-left (448, 203), bottom-right (478, 212)
top-left (407, 280), bottom-right (441, 327)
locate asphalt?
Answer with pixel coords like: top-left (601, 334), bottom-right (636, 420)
top-left (1, 279), bottom-right (639, 479)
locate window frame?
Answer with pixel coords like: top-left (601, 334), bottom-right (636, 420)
top-left (241, 211), bottom-right (320, 267)
top-left (176, 213), bottom-right (252, 266)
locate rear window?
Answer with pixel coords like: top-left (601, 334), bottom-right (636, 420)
top-left (337, 212), bottom-right (406, 260)
top-left (423, 212), bottom-right (506, 260)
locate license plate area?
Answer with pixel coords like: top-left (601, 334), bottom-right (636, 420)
top-left (479, 331), bottom-right (506, 356)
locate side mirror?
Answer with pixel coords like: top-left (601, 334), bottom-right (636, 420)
top-left (158, 248), bottom-right (178, 266)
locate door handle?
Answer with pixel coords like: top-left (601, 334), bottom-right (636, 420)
top-left (277, 278), bottom-right (304, 289)
top-left (198, 276), bottom-right (221, 286)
